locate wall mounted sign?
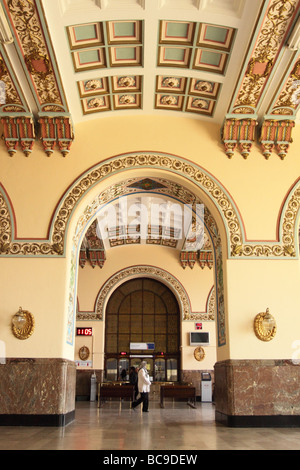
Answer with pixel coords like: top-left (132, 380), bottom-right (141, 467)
top-left (75, 360), bottom-right (92, 367)
top-left (76, 327), bottom-right (93, 336)
top-left (130, 342), bottom-right (155, 350)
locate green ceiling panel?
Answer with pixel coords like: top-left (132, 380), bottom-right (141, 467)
top-left (78, 49), bottom-right (100, 64)
top-left (74, 24), bottom-right (98, 41)
top-left (204, 25), bottom-right (228, 43)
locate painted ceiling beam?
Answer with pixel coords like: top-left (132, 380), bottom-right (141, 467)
top-left (222, 0), bottom-right (300, 159)
top-left (0, 0), bottom-right (74, 157)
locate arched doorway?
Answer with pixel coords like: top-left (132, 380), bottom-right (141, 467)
top-left (104, 277), bottom-right (180, 383)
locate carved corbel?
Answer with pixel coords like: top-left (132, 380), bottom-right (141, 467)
top-left (222, 118), bottom-right (257, 158)
top-left (0, 115), bottom-right (35, 157)
top-left (260, 119), bottom-right (295, 159)
top-left (198, 250), bottom-right (213, 269)
top-left (38, 114), bottom-right (74, 157)
top-left (88, 249), bottom-right (106, 268)
top-left (180, 251), bottom-right (197, 269)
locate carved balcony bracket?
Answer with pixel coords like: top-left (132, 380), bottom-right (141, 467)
top-left (38, 114), bottom-right (74, 157)
top-left (221, 118), bottom-right (258, 159)
top-left (180, 250), bottom-right (213, 269)
top-left (259, 119), bottom-right (295, 160)
top-left (0, 114), bottom-right (35, 157)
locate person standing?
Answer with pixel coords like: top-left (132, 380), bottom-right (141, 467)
top-left (129, 366), bottom-right (138, 399)
top-left (131, 361), bottom-right (151, 412)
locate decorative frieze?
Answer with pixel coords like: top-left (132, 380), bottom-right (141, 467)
top-left (0, 153), bottom-right (299, 259)
top-left (77, 265), bottom-right (215, 322)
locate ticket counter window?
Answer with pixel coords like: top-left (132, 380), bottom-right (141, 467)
top-left (167, 358), bottom-right (178, 381)
top-left (106, 358), bottom-right (118, 381)
top-left (119, 358), bottom-right (129, 381)
top-left (154, 358), bottom-right (166, 381)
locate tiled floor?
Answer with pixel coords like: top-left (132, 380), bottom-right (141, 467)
top-left (1, 400), bottom-right (300, 451)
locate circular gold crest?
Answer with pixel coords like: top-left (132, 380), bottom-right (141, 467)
top-left (254, 309), bottom-right (276, 341)
top-left (194, 346), bottom-right (205, 361)
top-left (79, 346), bottom-right (90, 361)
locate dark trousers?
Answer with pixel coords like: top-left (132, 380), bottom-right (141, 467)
top-left (132, 392), bottom-right (149, 411)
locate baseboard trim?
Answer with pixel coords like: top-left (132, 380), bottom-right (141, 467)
top-left (216, 411), bottom-right (300, 427)
top-left (0, 410), bottom-right (75, 427)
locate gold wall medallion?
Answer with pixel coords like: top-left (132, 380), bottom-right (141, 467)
top-left (194, 346), bottom-right (205, 361)
top-left (12, 307), bottom-right (35, 340)
top-left (79, 346), bottom-right (90, 361)
top-left (254, 308), bottom-right (276, 341)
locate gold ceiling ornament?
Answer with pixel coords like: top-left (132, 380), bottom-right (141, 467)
top-left (12, 307), bottom-right (35, 340)
top-left (232, 0), bottom-right (297, 111)
top-left (194, 346), bottom-right (205, 361)
top-left (6, 0), bottom-right (64, 107)
top-left (79, 345), bottom-right (90, 361)
top-left (24, 51), bottom-right (52, 80)
top-left (254, 308), bottom-right (276, 341)
top-left (246, 56), bottom-right (274, 81)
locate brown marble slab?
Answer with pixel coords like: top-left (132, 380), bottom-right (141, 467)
top-left (214, 359), bottom-right (300, 426)
top-left (0, 358), bottom-right (76, 425)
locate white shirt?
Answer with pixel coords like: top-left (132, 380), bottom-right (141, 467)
top-left (138, 367), bottom-right (151, 393)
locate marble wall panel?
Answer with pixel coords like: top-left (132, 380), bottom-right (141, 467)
top-left (0, 358), bottom-right (76, 417)
top-left (214, 359), bottom-right (300, 426)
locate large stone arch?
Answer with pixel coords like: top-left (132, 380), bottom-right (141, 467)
top-left (69, 173), bottom-right (225, 348)
top-left (1, 152), bottom-right (299, 258)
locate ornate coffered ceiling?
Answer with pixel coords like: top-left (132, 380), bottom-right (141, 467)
top-left (0, 0), bottom-right (299, 158)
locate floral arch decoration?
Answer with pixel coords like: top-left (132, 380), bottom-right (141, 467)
top-left (0, 152), bottom-right (299, 259)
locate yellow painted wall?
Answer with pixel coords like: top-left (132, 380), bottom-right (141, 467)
top-left (0, 257), bottom-right (70, 358)
top-left (225, 258), bottom-right (300, 360)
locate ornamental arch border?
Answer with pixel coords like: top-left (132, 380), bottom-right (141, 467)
top-left (1, 153), bottom-right (237, 257)
top-left (92, 265), bottom-right (194, 323)
top-left (92, 267), bottom-right (214, 323)
top-left (1, 152), bottom-right (299, 258)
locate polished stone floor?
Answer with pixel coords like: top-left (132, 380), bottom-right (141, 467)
top-left (1, 400), bottom-right (300, 451)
